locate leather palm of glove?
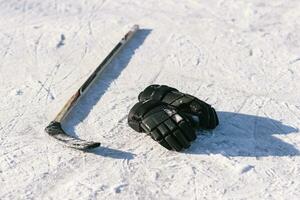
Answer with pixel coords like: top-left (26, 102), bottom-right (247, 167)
top-left (138, 85), bottom-right (219, 130)
top-left (128, 100), bottom-right (196, 151)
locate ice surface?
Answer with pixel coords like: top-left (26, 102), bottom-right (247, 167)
top-left (0, 0), bottom-right (300, 199)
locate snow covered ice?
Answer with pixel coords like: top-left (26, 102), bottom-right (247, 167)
top-left (0, 0), bottom-right (300, 199)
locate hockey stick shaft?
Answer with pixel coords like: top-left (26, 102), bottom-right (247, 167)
top-left (54, 25), bottom-right (139, 123)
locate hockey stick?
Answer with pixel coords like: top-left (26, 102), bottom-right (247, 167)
top-left (45, 25), bottom-right (139, 150)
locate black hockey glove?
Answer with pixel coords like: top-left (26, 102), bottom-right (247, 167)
top-left (128, 100), bottom-right (196, 151)
top-left (138, 85), bottom-right (219, 130)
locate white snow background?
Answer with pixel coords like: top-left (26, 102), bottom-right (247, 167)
top-left (1, 0), bottom-right (300, 199)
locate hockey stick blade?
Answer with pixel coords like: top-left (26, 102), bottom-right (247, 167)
top-left (45, 121), bottom-right (101, 150)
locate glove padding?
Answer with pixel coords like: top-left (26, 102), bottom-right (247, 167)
top-left (128, 100), bottom-right (196, 151)
top-left (138, 84), bottom-right (219, 130)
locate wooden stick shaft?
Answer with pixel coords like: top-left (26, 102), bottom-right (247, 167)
top-left (54, 25), bottom-right (139, 122)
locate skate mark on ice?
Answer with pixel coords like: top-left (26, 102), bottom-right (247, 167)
top-left (35, 64), bottom-right (60, 102)
top-left (191, 166), bottom-right (199, 200)
top-left (35, 64), bottom-right (59, 99)
top-left (45, 64), bottom-right (61, 103)
top-left (149, 62), bottom-right (164, 83)
top-left (168, 34), bottom-right (207, 69)
top-left (221, 97), bottom-right (250, 123)
top-left (2, 33), bottom-right (14, 58)
top-left (241, 165), bottom-right (254, 174)
top-left (114, 183), bottom-right (129, 193)
top-left (284, 102), bottom-right (300, 122)
top-left (37, 80), bottom-right (55, 102)
top-left (16, 89), bottom-right (23, 96)
top-left (86, 20), bottom-right (105, 51)
top-left (88, 0), bottom-right (108, 23)
top-left (33, 33), bottom-right (43, 60)
top-left (249, 49), bottom-right (253, 56)
top-left (289, 57), bottom-right (300, 64)
top-left (56, 34), bottom-right (65, 48)
top-left (186, 111), bottom-right (299, 157)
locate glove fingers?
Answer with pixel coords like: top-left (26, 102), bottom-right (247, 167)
top-left (158, 138), bottom-right (172, 150)
top-left (173, 129), bottom-right (190, 148)
top-left (150, 117), bottom-right (193, 151)
top-left (178, 121), bottom-right (197, 141)
top-left (165, 135), bottom-right (183, 151)
top-left (150, 123), bottom-right (187, 151)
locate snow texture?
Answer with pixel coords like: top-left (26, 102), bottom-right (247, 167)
top-left (1, 0), bottom-right (300, 199)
